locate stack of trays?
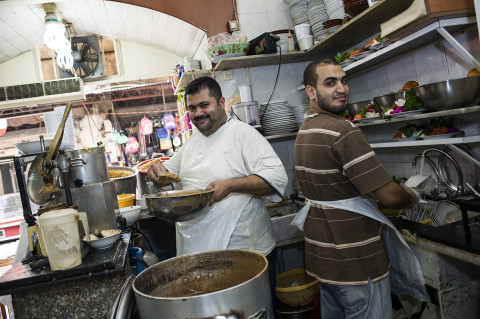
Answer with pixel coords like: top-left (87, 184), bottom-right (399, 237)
top-left (324, 0), bottom-right (345, 20)
top-left (260, 100), bottom-right (299, 136)
top-left (289, 0), bottom-right (309, 25)
top-left (307, 0), bottom-right (329, 40)
top-left (291, 104), bottom-right (310, 129)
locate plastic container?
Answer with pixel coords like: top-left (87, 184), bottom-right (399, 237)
top-left (297, 35), bottom-right (314, 51)
top-left (118, 193), bottom-right (136, 208)
top-left (276, 268), bottom-right (319, 306)
top-left (33, 208), bottom-right (89, 271)
top-left (286, 35), bottom-right (295, 52)
top-left (294, 23), bottom-right (311, 38)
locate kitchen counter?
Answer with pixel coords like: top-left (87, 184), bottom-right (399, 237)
top-left (0, 232), bottom-right (132, 319)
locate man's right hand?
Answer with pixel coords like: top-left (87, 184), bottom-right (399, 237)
top-left (147, 162), bottom-right (170, 186)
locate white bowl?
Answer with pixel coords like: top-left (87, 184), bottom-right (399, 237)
top-left (120, 205), bottom-right (141, 225)
top-left (14, 139), bottom-right (54, 154)
top-left (84, 229), bottom-right (121, 250)
top-left (294, 23), bottom-right (312, 38)
top-left (297, 35), bottom-right (314, 51)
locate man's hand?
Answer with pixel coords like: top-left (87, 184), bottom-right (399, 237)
top-left (401, 183), bottom-right (420, 209)
top-left (147, 162), bottom-right (170, 187)
top-left (206, 180), bottom-right (232, 205)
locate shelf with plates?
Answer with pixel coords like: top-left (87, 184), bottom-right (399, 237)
top-left (173, 70), bottom-right (213, 95)
top-left (355, 105), bottom-right (480, 127)
top-left (344, 16), bottom-right (477, 75)
top-left (370, 135), bottom-right (480, 149)
top-left (213, 0), bottom-right (413, 71)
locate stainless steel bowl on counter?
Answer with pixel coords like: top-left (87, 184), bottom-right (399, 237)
top-left (144, 189), bottom-right (214, 222)
top-left (373, 91), bottom-right (406, 109)
top-left (412, 76), bottom-right (480, 111)
top-left (347, 100), bottom-right (371, 115)
top-left (108, 166), bottom-right (138, 195)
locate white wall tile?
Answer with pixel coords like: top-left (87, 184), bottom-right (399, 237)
top-left (445, 25), bottom-right (480, 79)
top-left (267, 10), bottom-right (293, 32)
top-left (412, 43), bottom-right (449, 85)
top-left (237, 0), bottom-right (268, 14)
top-left (266, 0), bottom-right (290, 12)
top-left (238, 12), bottom-right (270, 41)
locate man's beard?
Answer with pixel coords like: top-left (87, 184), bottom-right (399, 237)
top-left (316, 91), bottom-right (348, 114)
top-left (192, 115), bottom-right (212, 133)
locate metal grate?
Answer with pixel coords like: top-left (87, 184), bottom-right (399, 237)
top-left (2, 78), bottom-right (81, 101)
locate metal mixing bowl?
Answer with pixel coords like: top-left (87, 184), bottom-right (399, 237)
top-left (373, 91), bottom-right (407, 110)
top-left (412, 76), bottom-right (480, 111)
top-left (347, 100), bottom-right (371, 115)
top-left (145, 189), bottom-right (214, 222)
top-left (108, 166), bottom-right (138, 195)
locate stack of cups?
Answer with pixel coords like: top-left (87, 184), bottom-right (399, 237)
top-left (239, 84), bottom-right (253, 102)
top-left (294, 23), bottom-right (314, 51)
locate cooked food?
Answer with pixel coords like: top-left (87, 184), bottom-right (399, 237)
top-left (403, 81), bottom-right (419, 90)
top-left (109, 169), bottom-right (134, 179)
top-left (157, 172), bottom-right (182, 183)
top-left (468, 68), bottom-right (480, 77)
top-left (138, 158), bottom-right (164, 171)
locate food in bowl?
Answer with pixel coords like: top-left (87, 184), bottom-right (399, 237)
top-left (206, 43), bottom-right (249, 63)
top-left (416, 118), bottom-right (461, 137)
top-left (138, 158), bottom-right (164, 172)
top-left (357, 102), bottom-right (382, 119)
top-left (382, 91), bottom-right (424, 116)
top-left (109, 169), bottom-right (134, 179)
top-left (83, 229), bottom-right (121, 250)
top-left (393, 123), bottom-right (419, 139)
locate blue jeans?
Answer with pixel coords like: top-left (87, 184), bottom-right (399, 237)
top-left (319, 276), bottom-right (392, 319)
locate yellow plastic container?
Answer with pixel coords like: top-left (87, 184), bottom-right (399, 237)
top-left (276, 268), bottom-right (319, 306)
top-left (118, 193), bottom-right (135, 208)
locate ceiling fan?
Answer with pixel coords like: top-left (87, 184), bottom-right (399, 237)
top-left (59, 35), bottom-right (105, 80)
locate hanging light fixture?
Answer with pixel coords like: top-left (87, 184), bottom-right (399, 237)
top-left (42, 3), bottom-right (74, 70)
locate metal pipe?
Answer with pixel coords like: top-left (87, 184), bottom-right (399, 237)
top-left (412, 154), bottom-right (441, 182)
top-left (422, 148), bottom-right (464, 194)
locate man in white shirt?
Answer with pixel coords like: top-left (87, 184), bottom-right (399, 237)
top-left (147, 76), bottom-right (288, 303)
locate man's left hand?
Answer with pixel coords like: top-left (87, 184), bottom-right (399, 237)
top-left (206, 180), bottom-right (232, 205)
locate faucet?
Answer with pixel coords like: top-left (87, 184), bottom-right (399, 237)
top-left (412, 154), bottom-right (445, 199)
top-left (422, 148), bottom-right (464, 198)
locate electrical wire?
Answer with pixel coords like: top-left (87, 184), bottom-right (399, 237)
top-left (260, 44), bottom-right (282, 122)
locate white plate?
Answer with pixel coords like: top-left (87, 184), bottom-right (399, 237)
top-left (353, 116), bottom-right (383, 123)
top-left (349, 51), bottom-right (374, 61)
top-left (417, 133), bottom-right (458, 140)
top-left (388, 110), bottom-right (425, 118)
top-left (211, 52), bottom-right (247, 63)
top-left (393, 137), bottom-right (418, 142)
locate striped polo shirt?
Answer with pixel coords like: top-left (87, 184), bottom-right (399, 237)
top-left (294, 107), bottom-right (393, 285)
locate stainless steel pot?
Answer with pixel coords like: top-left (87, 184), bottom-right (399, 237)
top-left (133, 249), bottom-right (273, 319)
top-left (108, 166), bottom-right (138, 195)
top-left (66, 146), bottom-right (109, 187)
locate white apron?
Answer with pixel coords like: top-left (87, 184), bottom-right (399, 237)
top-left (292, 195), bottom-right (430, 302)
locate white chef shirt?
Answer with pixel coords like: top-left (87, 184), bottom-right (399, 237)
top-left (163, 114), bottom-right (288, 256)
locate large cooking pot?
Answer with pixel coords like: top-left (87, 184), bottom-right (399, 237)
top-left (133, 249), bottom-right (273, 319)
top-left (65, 146), bottom-right (109, 187)
top-left (135, 158), bottom-right (170, 196)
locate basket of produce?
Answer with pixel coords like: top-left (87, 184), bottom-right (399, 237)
top-left (276, 268), bottom-right (319, 307)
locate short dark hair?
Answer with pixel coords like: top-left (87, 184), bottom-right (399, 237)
top-left (303, 58), bottom-right (341, 88)
top-left (185, 76), bottom-right (222, 103)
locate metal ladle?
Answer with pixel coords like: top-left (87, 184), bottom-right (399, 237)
top-left (27, 102), bottom-right (72, 204)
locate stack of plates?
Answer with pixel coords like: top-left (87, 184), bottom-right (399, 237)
top-left (292, 104), bottom-right (310, 128)
top-left (324, 0), bottom-right (345, 20)
top-left (307, 0), bottom-right (329, 40)
top-left (343, 0), bottom-right (368, 18)
top-left (289, 0), bottom-right (309, 25)
top-left (260, 100), bottom-right (299, 136)
top-left (323, 19), bottom-right (342, 34)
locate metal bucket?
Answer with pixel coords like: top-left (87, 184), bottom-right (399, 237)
top-left (66, 146), bottom-right (109, 187)
top-left (133, 249), bottom-right (273, 318)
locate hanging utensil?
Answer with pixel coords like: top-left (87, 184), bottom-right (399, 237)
top-left (27, 103), bottom-right (72, 204)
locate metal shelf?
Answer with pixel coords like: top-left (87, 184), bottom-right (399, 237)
top-left (173, 70), bottom-right (213, 95)
top-left (355, 105), bottom-right (480, 127)
top-left (213, 0), bottom-right (414, 71)
top-left (344, 16), bottom-right (477, 75)
top-left (371, 135), bottom-right (480, 148)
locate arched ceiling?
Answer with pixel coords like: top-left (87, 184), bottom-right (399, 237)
top-left (0, 0), bottom-right (232, 65)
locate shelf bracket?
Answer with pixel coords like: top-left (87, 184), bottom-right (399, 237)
top-left (436, 27), bottom-right (480, 70)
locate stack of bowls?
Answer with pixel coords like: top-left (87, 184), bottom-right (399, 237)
top-left (294, 23), bottom-right (314, 51)
top-left (307, 0), bottom-right (329, 41)
top-left (347, 100), bottom-right (371, 116)
top-left (343, 0), bottom-right (369, 18)
top-left (324, 0), bottom-right (345, 20)
top-left (260, 100), bottom-right (298, 136)
top-left (289, 0), bottom-right (309, 25)
top-left (323, 19), bottom-right (343, 34)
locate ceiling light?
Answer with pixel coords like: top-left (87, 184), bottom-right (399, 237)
top-left (42, 3), bottom-right (73, 70)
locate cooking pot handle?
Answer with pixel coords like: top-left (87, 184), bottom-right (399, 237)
top-left (108, 274), bottom-right (137, 319)
top-left (69, 158), bottom-right (87, 167)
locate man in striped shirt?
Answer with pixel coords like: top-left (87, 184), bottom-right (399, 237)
top-left (294, 58), bottom-right (419, 318)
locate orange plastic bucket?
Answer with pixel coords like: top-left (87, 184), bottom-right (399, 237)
top-left (118, 193), bottom-right (135, 208)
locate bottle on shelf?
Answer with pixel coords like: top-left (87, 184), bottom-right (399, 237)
top-left (286, 29), bottom-right (295, 53)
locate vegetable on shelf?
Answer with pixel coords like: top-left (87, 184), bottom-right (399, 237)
top-left (393, 123), bottom-right (418, 139)
top-left (359, 102), bottom-right (382, 118)
top-left (416, 118), bottom-right (463, 137)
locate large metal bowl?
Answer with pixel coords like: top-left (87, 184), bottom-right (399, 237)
top-left (412, 76), bottom-right (480, 111)
top-left (347, 100), bottom-right (371, 115)
top-left (108, 166), bottom-right (138, 195)
top-left (373, 91), bottom-right (406, 109)
top-left (145, 189), bottom-right (214, 223)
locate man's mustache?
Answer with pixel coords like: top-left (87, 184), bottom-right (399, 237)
top-left (333, 94), bottom-right (347, 99)
top-left (194, 115), bottom-right (210, 121)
